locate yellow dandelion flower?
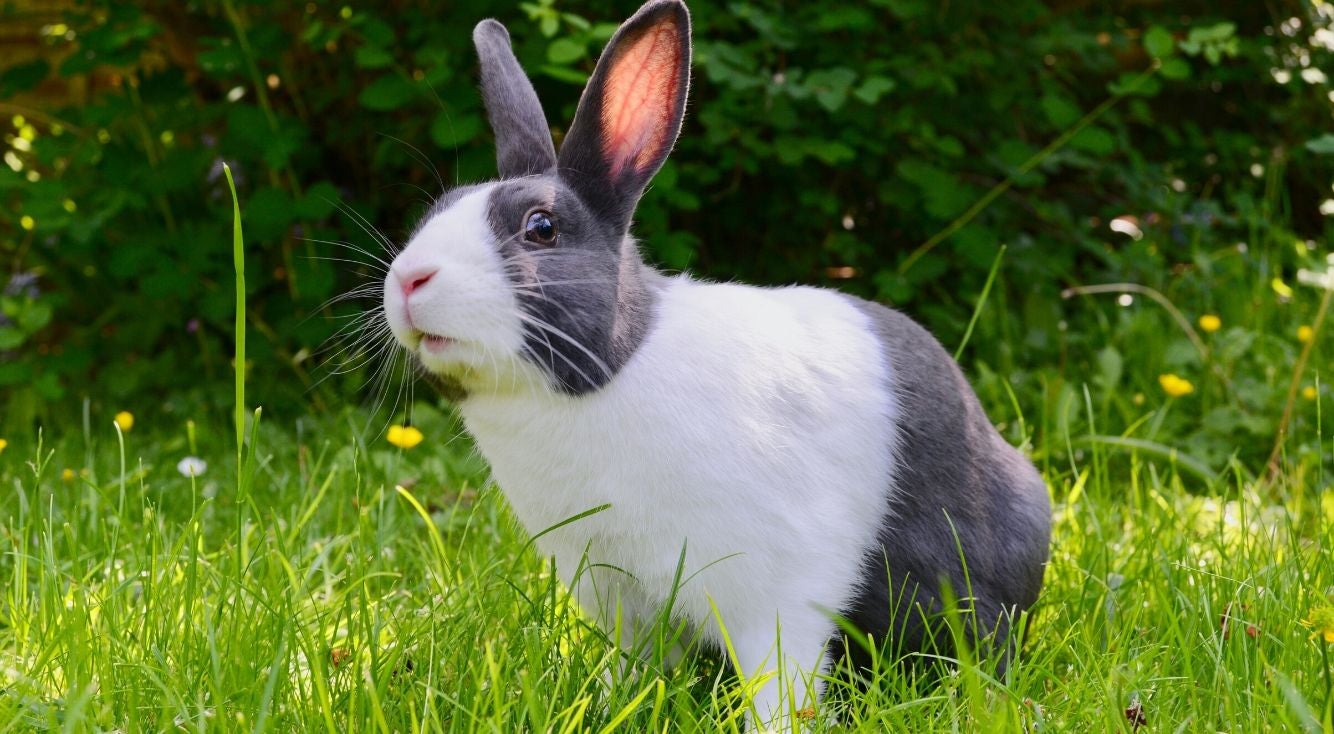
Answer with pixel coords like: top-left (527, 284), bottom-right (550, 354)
top-left (1198, 314), bottom-right (1221, 333)
top-left (19, 215), bottom-right (34, 231)
top-left (0, 438), bottom-right (7, 453)
top-left (1159, 373), bottom-right (1195, 398)
top-left (387, 425), bottom-right (423, 450)
top-left (61, 468), bottom-right (75, 482)
top-left (1303, 601), bottom-right (1334, 644)
top-left (114, 411), bottom-right (134, 432)
top-left (1296, 325), bottom-right (1314, 344)
top-left (1303, 386), bottom-right (1318, 401)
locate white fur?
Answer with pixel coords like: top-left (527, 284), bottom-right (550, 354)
top-left (388, 199), bottom-right (902, 722)
top-left (470, 280), bottom-right (899, 718)
top-left (384, 185), bottom-right (541, 393)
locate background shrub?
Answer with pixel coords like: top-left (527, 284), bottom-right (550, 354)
top-left (2, 0), bottom-right (1331, 473)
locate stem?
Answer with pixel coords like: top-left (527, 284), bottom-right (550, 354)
top-left (1063, 283), bottom-right (1208, 359)
top-left (1264, 285), bottom-right (1332, 483)
top-left (1062, 282), bottom-right (1236, 396)
top-left (1322, 641), bottom-right (1332, 730)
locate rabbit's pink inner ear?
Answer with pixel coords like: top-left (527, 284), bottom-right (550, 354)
top-left (600, 19), bottom-right (681, 179)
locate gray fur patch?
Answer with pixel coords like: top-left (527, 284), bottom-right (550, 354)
top-left (837, 295), bottom-right (1052, 669)
top-left (484, 179), bottom-right (656, 394)
top-left (473, 20), bottom-right (557, 178)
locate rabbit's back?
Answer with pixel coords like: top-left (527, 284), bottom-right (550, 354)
top-left (839, 298), bottom-right (1051, 666)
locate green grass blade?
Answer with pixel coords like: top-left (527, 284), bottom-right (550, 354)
top-left (222, 163), bottom-right (246, 468)
top-left (955, 244), bottom-right (1006, 361)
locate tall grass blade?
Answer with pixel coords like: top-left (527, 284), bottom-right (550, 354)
top-left (955, 244), bottom-right (1006, 361)
top-left (222, 163), bottom-right (246, 469)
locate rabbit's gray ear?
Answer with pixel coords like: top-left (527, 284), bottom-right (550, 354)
top-left (556, 0), bottom-right (690, 231)
top-left (473, 19), bottom-right (557, 178)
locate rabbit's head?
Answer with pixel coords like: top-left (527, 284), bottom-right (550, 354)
top-left (384, 1), bottom-right (691, 397)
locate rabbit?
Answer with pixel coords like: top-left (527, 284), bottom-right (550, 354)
top-left (381, 0), bottom-right (1051, 725)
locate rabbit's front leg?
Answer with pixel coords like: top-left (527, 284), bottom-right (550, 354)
top-left (730, 608), bottom-right (831, 732)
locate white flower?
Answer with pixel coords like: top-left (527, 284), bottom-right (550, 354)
top-left (177, 456), bottom-right (207, 477)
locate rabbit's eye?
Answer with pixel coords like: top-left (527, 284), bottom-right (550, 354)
top-left (524, 211), bottom-right (557, 246)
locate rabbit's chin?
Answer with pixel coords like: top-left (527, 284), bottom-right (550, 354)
top-left (423, 372), bottom-right (468, 402)
top-left (408, 341), bottom-right (551, 400)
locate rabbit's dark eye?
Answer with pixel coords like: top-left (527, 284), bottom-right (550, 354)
top-left (524, 211), bottom-right (557, 246)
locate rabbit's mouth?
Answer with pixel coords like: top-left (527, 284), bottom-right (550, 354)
top-left (419, 333), bottom-right (455, 354)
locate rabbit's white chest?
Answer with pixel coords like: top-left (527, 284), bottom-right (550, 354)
top-left (461, 277), bottom-right (900, 641)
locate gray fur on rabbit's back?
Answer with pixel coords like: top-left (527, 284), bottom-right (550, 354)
top-left (837, 295), bottom-right (1051, 665)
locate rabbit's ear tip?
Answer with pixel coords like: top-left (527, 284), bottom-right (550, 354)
top-left (473, 19), bottom-right (510, 46)
top-left (628, 0), bottom-right (690, 27)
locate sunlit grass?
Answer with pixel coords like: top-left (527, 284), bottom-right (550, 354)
top-left (0, 396), bottom-right (1329, 732)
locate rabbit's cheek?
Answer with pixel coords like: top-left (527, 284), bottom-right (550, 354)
top-left (387, 185), bottom-right (528, 366)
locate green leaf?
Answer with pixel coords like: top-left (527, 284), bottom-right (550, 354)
top-left (1159, 57), bottom-right (1191, 80)
top-left (1109, 72), bottom-right (1160, 97)
top-left (561, 13), bottom-right (591, 32)
top-left (299, 19), bottom-right (326, 45)
top-left (1180, 22), bottom-right (1238, 65)
top-left (430, 112), bottom-right (484, 148)
top-left (1040, 93), bottom-right (1080, 128)
top-left (933, 136), bottom-right (965, 158)
top-left (358, 74), bottom-right (417, 111)
top-left (1070, 126), bottom-right (1116, 155)
top-left (546, 38), bottom-right (586, 64)
top-left (805, 67), bottom-right (857, 112)
top-left (873, 270), bottom-right (912, 303)
top-left (539, 64), bottom-right (589, 85)
top-left (0, 327), bottom-right (25, 350)
top-left (590, 23), bottom-right (619, 41)
top-left (1143, 25), bottom-right (1175, 59)
top-left (897, 159), bottom-right (973, 219)
top-left (874, 0), bottom-right (931, 20)
top-left (1305, 134), bottom-right (1334, 155)
top-left (852, 75), bottom-right (896, 105)
top-left (17, 302), bottom-right (52, 333)
top-left (808, 140), bottom-right (856, 164)
top-left (354, 45), bottom-right (394, 69)
top-left (1096, 346), bottom-right (1123, 388)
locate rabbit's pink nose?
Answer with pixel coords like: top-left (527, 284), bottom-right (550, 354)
top-left (397, 267), bottom-right (438, 296)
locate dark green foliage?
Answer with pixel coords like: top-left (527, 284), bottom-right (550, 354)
top-left (2, 1), bottom-right (1331, 473)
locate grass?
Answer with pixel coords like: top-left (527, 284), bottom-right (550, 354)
top-left (0, 396), bottom-right (1330, 732)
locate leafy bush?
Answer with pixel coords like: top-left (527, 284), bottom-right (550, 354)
top-left (2, 0), bottom-right (1331, 473)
